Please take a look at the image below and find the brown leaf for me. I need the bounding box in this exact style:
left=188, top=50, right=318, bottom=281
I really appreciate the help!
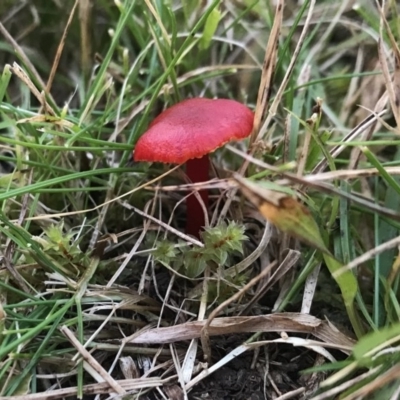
left=163, top=385, right=184, bottom=400
left=234, top=174, right=330, bottom=254
left=127, top=313, right=354, bottom=354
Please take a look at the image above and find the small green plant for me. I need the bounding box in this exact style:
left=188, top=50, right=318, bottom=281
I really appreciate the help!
left=151, top=221, right=248, bottom=298
left=30, top=221, right=88, bottom=276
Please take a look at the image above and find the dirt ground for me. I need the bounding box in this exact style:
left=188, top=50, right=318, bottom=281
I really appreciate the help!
left=187, top=336, right=322, bottom=400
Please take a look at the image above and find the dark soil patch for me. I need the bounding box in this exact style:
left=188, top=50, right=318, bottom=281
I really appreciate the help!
left=189, top=336, right=322, bottom=400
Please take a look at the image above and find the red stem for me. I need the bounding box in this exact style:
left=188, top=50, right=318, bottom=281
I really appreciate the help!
left=185, top=155, right=209, bottom=238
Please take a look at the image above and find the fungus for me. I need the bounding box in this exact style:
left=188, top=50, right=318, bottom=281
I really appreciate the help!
left=134, top=97, right=253, bottom=238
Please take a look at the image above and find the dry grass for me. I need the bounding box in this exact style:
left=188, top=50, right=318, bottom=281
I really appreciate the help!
left=1, top=1, right=400, bottom=399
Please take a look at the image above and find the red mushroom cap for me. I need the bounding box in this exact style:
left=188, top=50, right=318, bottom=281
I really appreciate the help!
left=134, top=98, right=254, bottom=164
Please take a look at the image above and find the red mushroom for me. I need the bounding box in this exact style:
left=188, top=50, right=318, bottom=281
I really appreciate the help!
left=134, top=97, right=254, bottom=238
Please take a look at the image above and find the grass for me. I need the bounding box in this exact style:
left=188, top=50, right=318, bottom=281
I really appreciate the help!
left=1, top=0, right=400, bottom=399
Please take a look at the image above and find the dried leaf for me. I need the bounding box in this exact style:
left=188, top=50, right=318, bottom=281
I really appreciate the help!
left=127, top=313, right=354, bottom=354
left=163, top=385, right=184, bottom=400
left=119, top=356, right=140, bottom=380
left=234, top=174, right=330, bottom=254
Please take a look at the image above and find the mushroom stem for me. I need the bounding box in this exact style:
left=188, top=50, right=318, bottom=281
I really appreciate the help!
left=185, top=155, right=209, bottom=238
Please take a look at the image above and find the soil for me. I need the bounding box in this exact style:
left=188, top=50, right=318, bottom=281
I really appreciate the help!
left=188, top=336, right=321, bottom=400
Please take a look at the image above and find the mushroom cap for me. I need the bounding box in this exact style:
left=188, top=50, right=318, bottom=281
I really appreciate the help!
left=134, top=98, right=254, bottom=164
